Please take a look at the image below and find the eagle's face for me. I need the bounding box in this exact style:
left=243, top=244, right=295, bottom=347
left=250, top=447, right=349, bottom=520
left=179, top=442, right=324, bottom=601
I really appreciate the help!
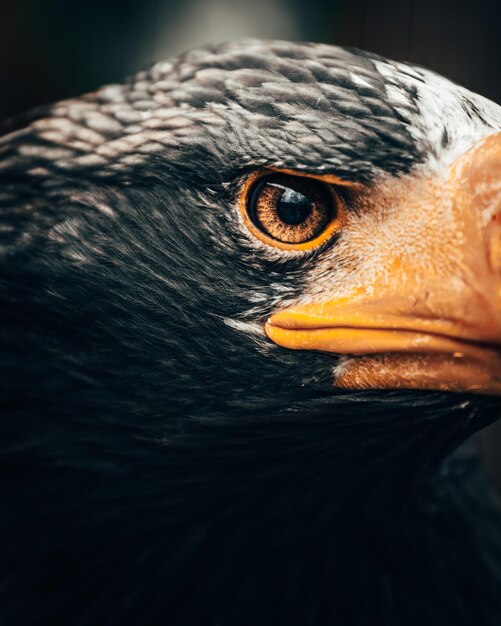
left=3, top=40, right=501, bottom=626
left=1, top=41, right=500, bottom=479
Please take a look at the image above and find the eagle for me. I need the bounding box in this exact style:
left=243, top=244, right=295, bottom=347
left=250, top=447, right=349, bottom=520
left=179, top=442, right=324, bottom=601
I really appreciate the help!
left=1, top=40, right=501, bottom=625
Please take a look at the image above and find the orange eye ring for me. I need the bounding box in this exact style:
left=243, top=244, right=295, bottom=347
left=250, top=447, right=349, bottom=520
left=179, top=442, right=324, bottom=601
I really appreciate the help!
left=239, top=170, right=347, bottom=251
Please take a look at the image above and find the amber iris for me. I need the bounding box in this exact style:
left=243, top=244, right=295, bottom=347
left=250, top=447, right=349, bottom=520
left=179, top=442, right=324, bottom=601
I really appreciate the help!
left=247, top=174, right=335, bottom=244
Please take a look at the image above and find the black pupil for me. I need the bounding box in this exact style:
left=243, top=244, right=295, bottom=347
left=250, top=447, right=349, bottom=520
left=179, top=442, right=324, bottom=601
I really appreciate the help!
left=276, top=188, right=312, bottom=225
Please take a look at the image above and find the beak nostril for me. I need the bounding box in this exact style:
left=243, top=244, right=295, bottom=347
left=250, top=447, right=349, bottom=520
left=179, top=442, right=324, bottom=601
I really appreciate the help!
left=491, top=225, right=501, bottom=273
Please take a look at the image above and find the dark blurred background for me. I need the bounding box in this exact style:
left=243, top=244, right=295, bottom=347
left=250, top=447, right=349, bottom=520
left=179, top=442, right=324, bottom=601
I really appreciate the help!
left=1, top=0, right=500, bottom=121
left=1, top=0, right=500, bottom=486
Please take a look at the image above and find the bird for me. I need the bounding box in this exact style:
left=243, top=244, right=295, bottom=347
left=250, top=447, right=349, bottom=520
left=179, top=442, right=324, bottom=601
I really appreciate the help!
left=1, top=38, right=501, bottom=626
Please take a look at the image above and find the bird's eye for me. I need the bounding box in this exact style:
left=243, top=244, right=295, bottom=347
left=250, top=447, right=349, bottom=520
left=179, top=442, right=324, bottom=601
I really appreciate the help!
left=242, top=173, right=343, bottom=250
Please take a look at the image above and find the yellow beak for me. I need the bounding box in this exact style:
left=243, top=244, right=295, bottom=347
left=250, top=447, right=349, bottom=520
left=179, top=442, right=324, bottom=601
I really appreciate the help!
left=265, top=132, right=501, bottom=396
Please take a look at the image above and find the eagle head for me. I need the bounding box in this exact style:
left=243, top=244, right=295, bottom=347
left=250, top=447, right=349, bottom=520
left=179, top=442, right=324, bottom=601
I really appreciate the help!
left=1, top=40, right=501, bottom=625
